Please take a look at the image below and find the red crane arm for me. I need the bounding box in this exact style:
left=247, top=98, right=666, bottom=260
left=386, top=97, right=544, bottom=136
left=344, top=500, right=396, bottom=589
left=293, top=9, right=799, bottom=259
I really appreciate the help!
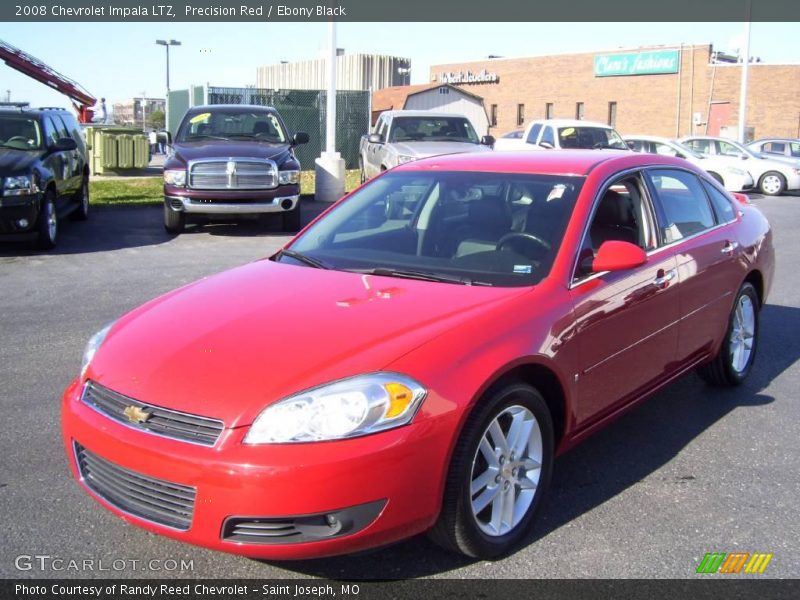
left=0, top=38, right=97, bottom=123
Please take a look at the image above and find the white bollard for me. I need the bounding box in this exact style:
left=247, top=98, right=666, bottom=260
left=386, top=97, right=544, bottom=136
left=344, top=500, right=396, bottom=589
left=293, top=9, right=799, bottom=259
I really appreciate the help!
left=314, top=151, right=346, bottom=203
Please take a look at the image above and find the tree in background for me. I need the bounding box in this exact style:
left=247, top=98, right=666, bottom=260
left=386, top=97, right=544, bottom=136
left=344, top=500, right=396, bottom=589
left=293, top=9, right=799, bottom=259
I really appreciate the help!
left=149, top=110, right=166, bottom=130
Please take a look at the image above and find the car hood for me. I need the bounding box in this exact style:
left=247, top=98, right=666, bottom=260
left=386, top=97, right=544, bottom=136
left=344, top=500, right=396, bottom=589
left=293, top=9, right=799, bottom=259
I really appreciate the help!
left=169, top=141, right=292, bottom=166
left=394, top=141, right=493, bottom=158
left=0, top=148, right=40, bottom=173
left=89, top=260, right=526, bottom=428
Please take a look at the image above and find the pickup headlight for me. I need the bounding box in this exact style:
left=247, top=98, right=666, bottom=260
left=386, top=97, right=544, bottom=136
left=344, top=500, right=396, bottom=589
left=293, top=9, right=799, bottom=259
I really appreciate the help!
left=3, top=175, right=35, bottom=196
left=243, top=373, right=427, bottom=444
left=278, top=170, right=300, bottom=185
left=164, top=169, right=187, bottom=186
left=81, top=322, right=114, bottom=378
left=396, top=155, right=416, bottom=165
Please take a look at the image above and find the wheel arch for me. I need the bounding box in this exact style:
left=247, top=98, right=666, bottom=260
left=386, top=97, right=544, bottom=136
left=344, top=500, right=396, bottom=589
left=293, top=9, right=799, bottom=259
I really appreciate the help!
left=743, top=269, right=764, bottom=307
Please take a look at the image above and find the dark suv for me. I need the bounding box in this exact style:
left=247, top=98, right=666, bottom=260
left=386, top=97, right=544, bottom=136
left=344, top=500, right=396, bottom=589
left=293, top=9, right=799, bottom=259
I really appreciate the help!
left=0, top=107, right=89, bottom=249
left=163, top=104, right=309, bottom=233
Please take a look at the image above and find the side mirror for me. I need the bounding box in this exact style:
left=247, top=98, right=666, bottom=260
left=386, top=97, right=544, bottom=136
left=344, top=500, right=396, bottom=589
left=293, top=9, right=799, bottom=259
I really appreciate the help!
left=539, top=141, right=554, bottom=150
left=52, top=137, right=77, bottom=152
left=481, top=135, right=495, bottom=146
left=591, top=241, right=647, bottom=272
left=368, top=133, right=383, bottom=144
left=292, top=131, right=310, bottom=146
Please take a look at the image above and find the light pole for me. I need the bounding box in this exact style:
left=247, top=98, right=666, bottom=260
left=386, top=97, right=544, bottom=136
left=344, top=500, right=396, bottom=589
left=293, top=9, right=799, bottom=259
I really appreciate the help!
left=155, top=39, right=181, bottom=93
left=141, top=92, right=147, bottom=131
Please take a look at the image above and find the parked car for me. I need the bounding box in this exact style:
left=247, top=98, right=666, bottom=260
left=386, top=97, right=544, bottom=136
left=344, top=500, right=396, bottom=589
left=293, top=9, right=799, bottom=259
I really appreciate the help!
left=746, top=138, right=800, bottom=167
left=681, top=135, right=800, bottom=196
left=359, top=110, right=494, bottom=181
left=624, top=135, right=753, bottom=192
left=0, top=106, right=89, bottom=249
left=63, top=150, right=773, bottom=560
left=494, top=118, right=629, bottom=152
left=163, top=104, right=309, bottom=233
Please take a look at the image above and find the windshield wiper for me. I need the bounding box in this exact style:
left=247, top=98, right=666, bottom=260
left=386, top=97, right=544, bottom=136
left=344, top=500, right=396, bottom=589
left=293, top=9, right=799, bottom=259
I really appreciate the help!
left=354, top=267, right=485, bottom=286
left=187, top=134, right=230, bottom=141
left=277, top=249, right=332, bottom=269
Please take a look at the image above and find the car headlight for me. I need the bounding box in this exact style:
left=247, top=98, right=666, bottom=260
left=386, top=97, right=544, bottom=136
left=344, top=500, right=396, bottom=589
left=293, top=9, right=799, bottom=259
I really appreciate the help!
left=163, top=169, right=187, bottom=186
left=396, top=155, right=416, bottom=165
left=81, top=323, right=114, bottom=378
left=725, top=167, right=747, bottom=176
left=278, top=170, right=300, bottom=185
left=3, top=175, right=35, bottom=196
left=243, top=373, right=427, bottom=444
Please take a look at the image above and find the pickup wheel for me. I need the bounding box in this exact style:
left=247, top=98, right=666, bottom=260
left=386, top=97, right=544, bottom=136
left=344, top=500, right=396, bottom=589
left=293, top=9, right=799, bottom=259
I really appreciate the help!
left=359, top=157, right=367, bottom=184
left=164, top=204, right=185, bottom=234
left=282, top=205, right=302, bottom=233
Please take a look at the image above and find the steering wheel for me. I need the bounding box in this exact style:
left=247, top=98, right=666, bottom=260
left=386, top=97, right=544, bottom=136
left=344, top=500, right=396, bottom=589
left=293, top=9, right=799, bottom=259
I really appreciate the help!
left=496, top=232, right=551, bottom=255
left=6, top=136, right=29, bottom=144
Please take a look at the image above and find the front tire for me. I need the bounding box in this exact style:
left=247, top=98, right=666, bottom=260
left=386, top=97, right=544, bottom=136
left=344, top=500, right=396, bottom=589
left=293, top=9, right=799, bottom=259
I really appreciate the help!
left=36, top=190, right=58, bottom=250
left=430, top=382, right=554, bottom=558
left=758, top=171, right=786, bottom=196
left=698, top=282, right=760, bottom=386
left=281, top=205, right=302, bottom=233
left=164, top=204, right=185, bottom=234
left=359, top=157, right=367, bottom=184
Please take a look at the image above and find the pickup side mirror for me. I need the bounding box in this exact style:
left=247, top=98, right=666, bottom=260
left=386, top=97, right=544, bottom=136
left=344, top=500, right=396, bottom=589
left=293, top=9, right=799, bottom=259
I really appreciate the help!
left=590, top=241, right=647, bottom=272
left=52, top=137, right=77, bottom=152
left=368, top=133, right=383, bottom=144
left=292, top=132, right=310, bottom=146
left=481, top=135, right=495, bottom=146
left=539, top=141, right=555, bottom=150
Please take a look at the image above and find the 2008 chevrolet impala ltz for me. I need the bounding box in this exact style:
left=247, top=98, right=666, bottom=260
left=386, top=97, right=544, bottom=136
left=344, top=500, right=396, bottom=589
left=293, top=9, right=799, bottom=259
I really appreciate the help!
left=62, top=150, right=773, bottom=559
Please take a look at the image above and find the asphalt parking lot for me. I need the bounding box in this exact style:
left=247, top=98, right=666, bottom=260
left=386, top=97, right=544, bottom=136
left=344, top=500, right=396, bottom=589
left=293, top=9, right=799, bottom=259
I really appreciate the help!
left=1, top=195, right=798, bottom=580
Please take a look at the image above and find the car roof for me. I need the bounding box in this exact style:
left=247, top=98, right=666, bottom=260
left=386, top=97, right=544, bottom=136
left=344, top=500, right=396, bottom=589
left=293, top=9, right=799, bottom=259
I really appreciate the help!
left=748, top=138, right=799, bottom=143
left=393, top=149, right=681, bottom=176
left=623, top=135, right=677, bottom=143
left=529, top=118, right=613, bottom=129
left=185, top=104, right=277, bottom=113
left=384, top=110, right=469, bottom=119
left=0, top=106, right=70, bottom=116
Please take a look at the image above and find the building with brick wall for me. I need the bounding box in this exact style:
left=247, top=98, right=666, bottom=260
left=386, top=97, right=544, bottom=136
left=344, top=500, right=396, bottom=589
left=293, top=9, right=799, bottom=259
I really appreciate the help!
left=431, top=44, right=800, bottom=141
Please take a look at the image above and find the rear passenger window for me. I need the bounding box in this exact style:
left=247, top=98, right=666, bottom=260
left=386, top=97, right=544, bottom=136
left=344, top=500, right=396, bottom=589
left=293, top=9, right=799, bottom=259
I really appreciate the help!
left=647, top=169, right=716, bottom=243
left=702, top=181, right=737, bottom=224
left=540, top=127, right=554, bottom=147
left=525, top=123, right=542, bottom=144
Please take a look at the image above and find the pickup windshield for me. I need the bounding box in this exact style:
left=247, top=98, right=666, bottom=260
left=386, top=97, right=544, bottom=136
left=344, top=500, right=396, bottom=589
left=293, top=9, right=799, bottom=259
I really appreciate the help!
left=282, top=171, right=583, bottom=287
left=389, top=116, right=479, bottom=144
left=557, top=126, right=627, bottom=150
left=177, top=109, right=288, bottom=143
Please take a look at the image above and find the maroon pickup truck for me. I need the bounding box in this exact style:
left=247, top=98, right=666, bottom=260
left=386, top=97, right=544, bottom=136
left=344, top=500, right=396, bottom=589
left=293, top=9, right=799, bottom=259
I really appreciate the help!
left=163, top=104, right=309, bottom=233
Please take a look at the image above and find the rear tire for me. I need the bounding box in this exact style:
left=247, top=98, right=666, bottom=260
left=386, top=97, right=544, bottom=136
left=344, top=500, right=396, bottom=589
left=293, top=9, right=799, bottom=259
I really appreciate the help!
left=698, top=282, right=760, bottom=386
left=758, top=171, right=786, bottom=196
left=164, top=204, right=185, bottom=234
left=36, top=190, right=58, bottom=250
left=281, top=205, right=302, bottom=233
left=429, top=382, right=553, bottom=558
left=70, top=176, right=89, bottom=221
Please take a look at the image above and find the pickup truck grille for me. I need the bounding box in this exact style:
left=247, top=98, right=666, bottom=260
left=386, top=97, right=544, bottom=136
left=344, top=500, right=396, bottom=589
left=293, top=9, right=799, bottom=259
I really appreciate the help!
left=188, top=159, right=277, bottom=190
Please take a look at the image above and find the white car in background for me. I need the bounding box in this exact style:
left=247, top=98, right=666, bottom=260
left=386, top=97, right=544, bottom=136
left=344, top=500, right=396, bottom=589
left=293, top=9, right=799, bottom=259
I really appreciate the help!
left=746, top=138, right=800, bottom=169
left=624, top=135, right=753, bottom=192
left=494, top=119, right=629, bottom=152
left=681, top=135, right=800, bottom=196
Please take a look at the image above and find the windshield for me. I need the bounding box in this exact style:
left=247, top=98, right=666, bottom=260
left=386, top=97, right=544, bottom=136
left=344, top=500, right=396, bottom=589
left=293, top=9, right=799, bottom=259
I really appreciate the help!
left=0, top=116, right=43, bottom=150
left=177, top=110, right=287, bottom=143
left=389, top=116, right=479, bottom=144
left=282, top=171, right=583, bottom=287
left=557, top=126, right=627, bottom=150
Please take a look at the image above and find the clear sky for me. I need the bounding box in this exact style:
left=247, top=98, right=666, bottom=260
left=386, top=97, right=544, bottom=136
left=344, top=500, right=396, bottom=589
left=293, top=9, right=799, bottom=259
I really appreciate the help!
left=2, top=21, right=798, bottom=111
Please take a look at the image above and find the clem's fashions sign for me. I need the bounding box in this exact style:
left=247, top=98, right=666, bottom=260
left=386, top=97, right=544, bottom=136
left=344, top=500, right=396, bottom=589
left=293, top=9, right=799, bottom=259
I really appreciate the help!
left=594, top=49, right=680, bottom=77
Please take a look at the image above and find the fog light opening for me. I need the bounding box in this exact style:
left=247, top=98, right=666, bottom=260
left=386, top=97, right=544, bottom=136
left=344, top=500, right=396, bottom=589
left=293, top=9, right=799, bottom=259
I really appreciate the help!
left=281, top=198, right=293, bottom=210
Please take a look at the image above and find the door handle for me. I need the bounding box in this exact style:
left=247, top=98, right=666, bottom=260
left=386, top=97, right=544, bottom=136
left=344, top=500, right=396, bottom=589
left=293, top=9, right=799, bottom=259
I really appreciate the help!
left=721, top=241, right=739, bottom=254
left=654, top=269, right=676, bottom=288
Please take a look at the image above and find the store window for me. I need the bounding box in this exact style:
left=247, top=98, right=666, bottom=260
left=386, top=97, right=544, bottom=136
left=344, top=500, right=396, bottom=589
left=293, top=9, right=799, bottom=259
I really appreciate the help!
left=516, top=104, right=525, bottom=127
left=490, top=104, right=498, bottom=127
left=576, top=102, right=585, bottom=120
left=545, top=103, right=554, bottom=120
left=608, top=102, right=617, bottom=127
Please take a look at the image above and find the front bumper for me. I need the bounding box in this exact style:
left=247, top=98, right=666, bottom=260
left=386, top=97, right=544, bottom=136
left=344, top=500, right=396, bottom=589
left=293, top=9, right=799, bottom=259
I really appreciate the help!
left=61, top=378, right=451, bottom=559
left=0, top=193, right=39, bottom=236
left=166, top=195, right=299, bottom=215
left=724, top=172, right=754, bottom=193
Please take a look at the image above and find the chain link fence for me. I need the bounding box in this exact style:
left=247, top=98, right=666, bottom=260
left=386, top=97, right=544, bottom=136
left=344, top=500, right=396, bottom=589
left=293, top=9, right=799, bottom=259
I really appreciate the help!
left=168, top=87, right=370, bottom=170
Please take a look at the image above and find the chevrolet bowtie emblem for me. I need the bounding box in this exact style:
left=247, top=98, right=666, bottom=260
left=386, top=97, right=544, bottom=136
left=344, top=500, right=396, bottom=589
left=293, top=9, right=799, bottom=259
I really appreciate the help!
left=123, top=405, right=152, bottom=424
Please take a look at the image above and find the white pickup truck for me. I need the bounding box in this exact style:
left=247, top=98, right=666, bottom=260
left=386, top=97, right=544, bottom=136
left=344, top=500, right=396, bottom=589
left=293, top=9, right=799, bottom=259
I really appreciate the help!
left=359, top=110, right=494, bottom=181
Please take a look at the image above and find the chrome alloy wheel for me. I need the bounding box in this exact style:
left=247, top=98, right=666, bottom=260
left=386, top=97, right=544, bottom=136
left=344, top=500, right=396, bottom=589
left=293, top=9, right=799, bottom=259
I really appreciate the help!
left=469, top=405, right=542, bottom=536
left=730, top=293, right=756, bottom=374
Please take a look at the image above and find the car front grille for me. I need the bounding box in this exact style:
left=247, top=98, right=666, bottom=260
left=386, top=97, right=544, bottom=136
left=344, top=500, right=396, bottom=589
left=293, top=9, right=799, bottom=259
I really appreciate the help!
left=74, top=442, right=196, bottom=530
left=188, top=159, right=277, bottom=190
left=81, top=381, right=224, bottom=447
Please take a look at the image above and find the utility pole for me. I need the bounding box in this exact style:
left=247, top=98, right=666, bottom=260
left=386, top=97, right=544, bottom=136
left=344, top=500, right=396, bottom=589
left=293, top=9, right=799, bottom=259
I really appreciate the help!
left=314, top=21, right=346, bottom=202
left=738, top=2, right=752, bottom=143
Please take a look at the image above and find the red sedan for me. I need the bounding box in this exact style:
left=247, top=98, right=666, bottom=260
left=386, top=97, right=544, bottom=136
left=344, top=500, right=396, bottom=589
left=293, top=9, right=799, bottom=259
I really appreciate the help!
left=62, top=150, right=773, bottom=559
